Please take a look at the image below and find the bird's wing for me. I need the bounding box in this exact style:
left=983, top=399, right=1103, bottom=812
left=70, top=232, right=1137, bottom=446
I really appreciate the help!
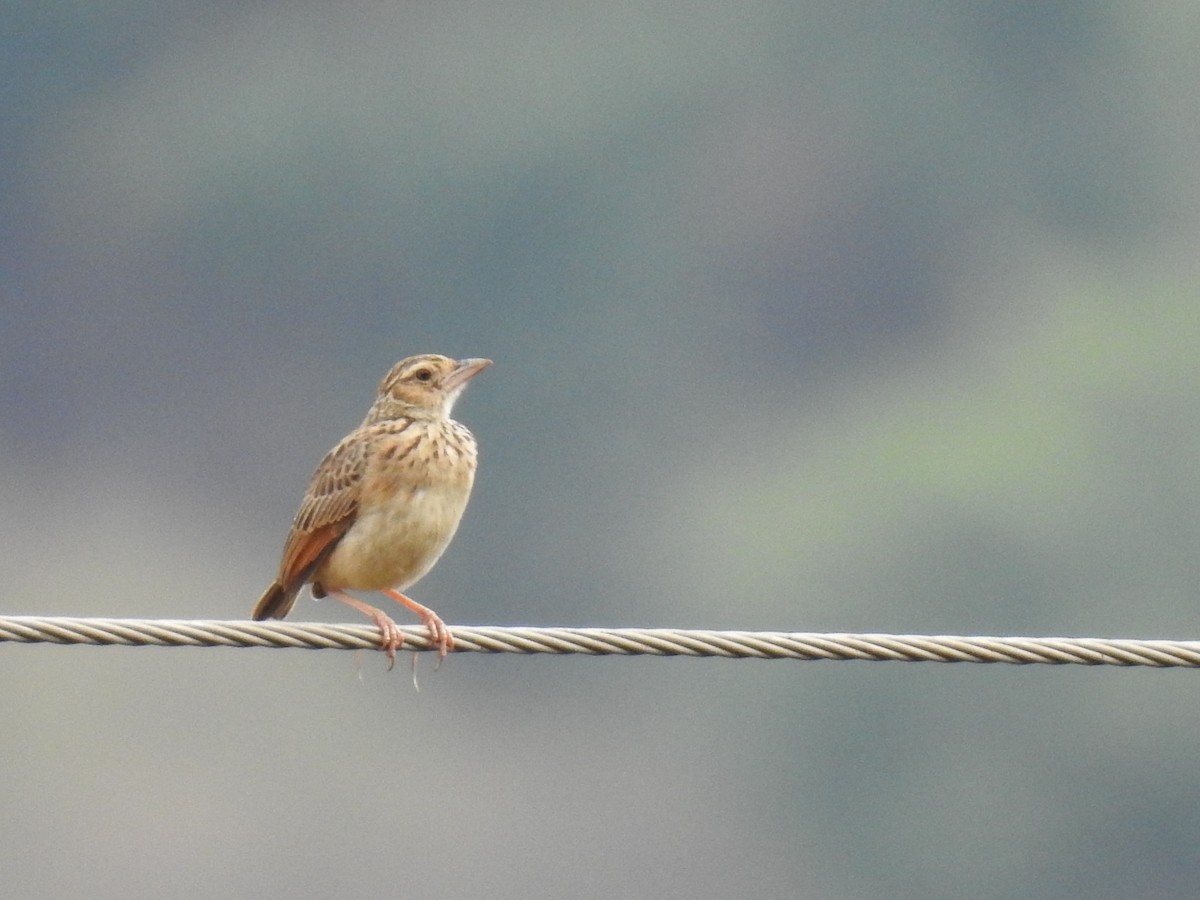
left=276, top=429, right=370, bottom=592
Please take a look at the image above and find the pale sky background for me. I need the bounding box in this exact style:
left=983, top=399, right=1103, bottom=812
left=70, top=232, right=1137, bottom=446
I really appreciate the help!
left=3, top=2, right=1200, bottom=898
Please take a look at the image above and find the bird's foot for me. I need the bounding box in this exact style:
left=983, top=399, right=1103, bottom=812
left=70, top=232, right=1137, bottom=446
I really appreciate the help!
left=385, top=590, right=454, bottom=665
left=332, top=591, right=405, bottom=670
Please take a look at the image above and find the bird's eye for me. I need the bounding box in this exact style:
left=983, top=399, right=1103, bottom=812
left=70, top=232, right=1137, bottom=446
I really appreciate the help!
left=413, top=368, right=433, bottom=382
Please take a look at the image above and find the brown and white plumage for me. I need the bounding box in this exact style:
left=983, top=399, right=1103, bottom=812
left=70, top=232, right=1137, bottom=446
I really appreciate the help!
left=253, top=354, right=490, bottom=664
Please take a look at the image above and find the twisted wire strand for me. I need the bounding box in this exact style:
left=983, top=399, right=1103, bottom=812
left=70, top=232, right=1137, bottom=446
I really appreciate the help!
left=1, top=616, right=1199, bottom=666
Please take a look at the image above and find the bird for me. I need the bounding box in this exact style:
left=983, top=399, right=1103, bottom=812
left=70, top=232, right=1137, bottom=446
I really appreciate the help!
left=252, top=354, right=491, bottom=667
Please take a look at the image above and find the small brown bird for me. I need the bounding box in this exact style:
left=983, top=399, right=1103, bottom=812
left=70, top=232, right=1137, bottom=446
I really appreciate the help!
left=253, top=354, right=490, bottom=666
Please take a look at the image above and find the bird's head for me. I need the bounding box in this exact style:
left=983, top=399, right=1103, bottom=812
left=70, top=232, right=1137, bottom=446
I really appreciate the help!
left=366, top=354, right=491, bottom=422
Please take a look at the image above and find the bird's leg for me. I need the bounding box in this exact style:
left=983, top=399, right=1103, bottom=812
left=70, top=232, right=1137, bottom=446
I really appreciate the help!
left=331, top=591, right=404, bottom=670
left=384, top=589, right=454, bottom=663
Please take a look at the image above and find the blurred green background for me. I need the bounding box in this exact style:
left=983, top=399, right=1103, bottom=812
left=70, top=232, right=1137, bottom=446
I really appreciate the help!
left=3, top=2, right=1200, bottom=897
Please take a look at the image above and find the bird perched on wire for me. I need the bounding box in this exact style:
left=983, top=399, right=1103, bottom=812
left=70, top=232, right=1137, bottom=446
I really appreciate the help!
left=252, top=354, right=491, bottom=667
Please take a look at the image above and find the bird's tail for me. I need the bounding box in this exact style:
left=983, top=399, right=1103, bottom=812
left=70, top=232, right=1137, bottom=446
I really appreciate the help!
left=252, top=581, right=299, bottom=620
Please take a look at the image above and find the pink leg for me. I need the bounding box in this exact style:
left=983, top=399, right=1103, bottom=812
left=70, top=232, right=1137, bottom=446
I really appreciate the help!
left=384, top=590, right=454, bottom=663
left=331, top=592, right=404, bottom=670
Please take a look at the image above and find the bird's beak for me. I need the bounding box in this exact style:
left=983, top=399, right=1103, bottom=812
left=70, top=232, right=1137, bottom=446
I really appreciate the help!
left=446, top=357, right=492, bottom=390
